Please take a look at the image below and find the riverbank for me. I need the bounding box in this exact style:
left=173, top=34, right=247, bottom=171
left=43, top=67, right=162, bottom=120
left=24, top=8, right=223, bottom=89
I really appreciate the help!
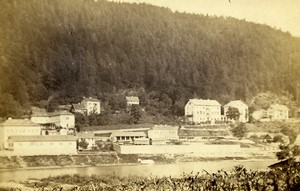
left=0, top=152, right=276, bottom=171
left=0, top=160, right=298, bottom=191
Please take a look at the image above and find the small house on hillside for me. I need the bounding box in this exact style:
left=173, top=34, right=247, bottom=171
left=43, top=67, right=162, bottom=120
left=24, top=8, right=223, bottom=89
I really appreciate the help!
left=224, top=100, right=249, bottom=123
left=125, top=96, right=139, bottom=107
left=267, top=104, right=289, bottom=121
left=71, top=97, right=101, bottom=115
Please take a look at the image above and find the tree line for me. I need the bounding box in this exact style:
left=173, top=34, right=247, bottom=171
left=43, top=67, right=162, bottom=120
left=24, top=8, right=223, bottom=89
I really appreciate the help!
left=0, top=0, right=300, bottom=118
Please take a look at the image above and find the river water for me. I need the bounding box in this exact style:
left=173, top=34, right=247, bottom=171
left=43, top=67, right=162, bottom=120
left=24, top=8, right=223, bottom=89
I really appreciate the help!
left=0, top=160, right=277, bottom=183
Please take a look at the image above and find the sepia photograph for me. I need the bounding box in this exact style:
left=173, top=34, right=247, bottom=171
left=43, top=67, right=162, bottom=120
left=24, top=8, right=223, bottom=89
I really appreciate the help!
left=0, top=0, right=300, bottom=190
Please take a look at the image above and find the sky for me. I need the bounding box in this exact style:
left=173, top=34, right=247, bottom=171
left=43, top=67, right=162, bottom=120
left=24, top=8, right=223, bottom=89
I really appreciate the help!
left=108, top=0, right=300, bottom=37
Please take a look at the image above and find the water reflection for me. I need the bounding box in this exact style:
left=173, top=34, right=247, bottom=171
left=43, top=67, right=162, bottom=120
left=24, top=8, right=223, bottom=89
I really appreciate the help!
left=0, top=160, right=276, bottom=183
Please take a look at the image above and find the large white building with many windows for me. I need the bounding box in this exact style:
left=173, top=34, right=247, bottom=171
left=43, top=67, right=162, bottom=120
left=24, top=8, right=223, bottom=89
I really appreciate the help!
left=185, top=99, right=222, bottom=124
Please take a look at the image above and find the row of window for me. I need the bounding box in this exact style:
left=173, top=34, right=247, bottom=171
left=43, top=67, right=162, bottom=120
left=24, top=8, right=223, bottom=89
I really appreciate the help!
left=27, top=142, right=74, bottom=146
left=195, top=111, right=220, bottom=115
left=5, top=129, right=40, bottom=133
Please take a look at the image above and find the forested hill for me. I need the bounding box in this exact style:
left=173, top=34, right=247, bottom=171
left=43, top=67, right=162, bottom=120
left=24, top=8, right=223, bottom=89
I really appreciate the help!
left=1, top=0, right=300, bottom=117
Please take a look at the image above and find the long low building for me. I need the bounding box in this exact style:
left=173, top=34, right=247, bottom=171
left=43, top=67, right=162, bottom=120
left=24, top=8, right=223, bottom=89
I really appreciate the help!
left=0, top=118, right=42, bottom=149
left=7, top=135, right=77, bottom=155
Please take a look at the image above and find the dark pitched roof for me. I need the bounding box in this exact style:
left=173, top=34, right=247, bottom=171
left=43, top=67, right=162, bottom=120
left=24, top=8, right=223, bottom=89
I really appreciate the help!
left=82, top=97, right=100, bottom=102
left=72, top=103, right=86, bottom=110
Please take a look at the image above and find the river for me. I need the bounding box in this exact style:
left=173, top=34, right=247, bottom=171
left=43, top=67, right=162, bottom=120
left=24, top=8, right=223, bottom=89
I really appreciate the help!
left=0, top=160, right=277, bottom=183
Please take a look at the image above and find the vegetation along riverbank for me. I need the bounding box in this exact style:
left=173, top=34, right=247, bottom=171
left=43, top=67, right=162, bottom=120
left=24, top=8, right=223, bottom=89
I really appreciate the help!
left=1, top=159, right=300, bottom=191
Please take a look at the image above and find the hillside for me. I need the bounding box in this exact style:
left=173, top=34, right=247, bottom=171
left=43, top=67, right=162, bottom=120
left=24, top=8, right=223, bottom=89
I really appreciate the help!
left=1, top=0, right=300, bottom=118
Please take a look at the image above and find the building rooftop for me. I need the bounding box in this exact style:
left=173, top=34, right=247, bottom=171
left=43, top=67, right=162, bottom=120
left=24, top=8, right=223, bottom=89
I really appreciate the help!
left=72, top=103, right=86, bottom=110
left=8, top=135, right=77, bottom=142
left=150, top=125, right=179, bottom=131
left=31, top=111, right=74, bottom=117
left=188, top=99, right=221, bottom=106
left=1, top=118, right=40, bottom=126
left=126, top=96, right=139, bottom=102
left=110, top=131, right=146, bottom=137
left=268, top=104, right=289, bottom=111
left=76, top=132, right=96, bottom=139
left=224, top=100, right=248, bottom=107
left=82, top=97, right=100, bottom=102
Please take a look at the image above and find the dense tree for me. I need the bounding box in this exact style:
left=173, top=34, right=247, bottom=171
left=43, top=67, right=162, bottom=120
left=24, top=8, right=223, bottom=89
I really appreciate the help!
left=130, top=105, right=142, bottom=124
left=0, top=0, right=300, bottom=118
left=231, top=123, right=247, bottom=138
left=226, top=107, right=240, bottom=121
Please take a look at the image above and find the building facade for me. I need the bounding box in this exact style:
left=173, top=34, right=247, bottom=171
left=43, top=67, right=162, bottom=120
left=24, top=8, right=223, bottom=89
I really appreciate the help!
left=7, top=135, right=77, bottom=155
left=31, top=111, right=75, bottom=128
left=184, top=99, right=222, bottom=124
left=0, top=118, right=41, bottom=149
left=267, top=104, right=289, bottom=120
left=110, top=131, right=146, bottom=143
left=72, top=97, right=101, bottom=115
left=224, top=100, right=249, bottom=123
left=147, top=125, right=179, bottom=140
left=125, top=96, right=139, bottom=107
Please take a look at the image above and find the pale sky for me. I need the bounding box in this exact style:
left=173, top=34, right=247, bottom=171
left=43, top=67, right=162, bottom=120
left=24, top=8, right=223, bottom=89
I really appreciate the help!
left=108, top=0, right=300, bottom=37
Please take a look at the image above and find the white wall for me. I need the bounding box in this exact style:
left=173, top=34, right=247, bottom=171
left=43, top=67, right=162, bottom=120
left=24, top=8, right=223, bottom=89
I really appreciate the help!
left=3, top=126, right=41, bottom=149
left=11, top=141, right=77, bottom=155
left=113, top=144, right=241, bottom=155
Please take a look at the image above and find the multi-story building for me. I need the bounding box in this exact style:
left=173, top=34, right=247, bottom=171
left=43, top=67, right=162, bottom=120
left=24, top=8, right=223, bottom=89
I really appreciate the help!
left=267, top=104, right=289, bottom=120
left=31, top=111, right=75, bottom=128
left=0, top=118, right=41, bottom=149
left=224, top=100, right=249, bottom=123
left=71, top=97, right=101, bottom=115
left=185, top=99, right=222, bottom=124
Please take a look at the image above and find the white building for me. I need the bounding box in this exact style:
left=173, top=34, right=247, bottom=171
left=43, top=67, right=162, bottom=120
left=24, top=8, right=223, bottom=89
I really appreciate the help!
left=125, top=96, right=139, bottom=107
left=224, top=100, right=249, bottom=123
left=147, top=125, right=179, bottom=140
left=31, top=111, right=75, bottom=129
left=72, top=97, right=101, bottom=115
left=184, top=99, right=222, bottom=124
left=0, top=118, right=41, bottom=149
left=110, top=131, right=146, bottom=143
left=7, top=135, right=77, bottom=155
left=267, top=104, right=289, bottom=120
left=77, top=132, right=96, bottom=150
